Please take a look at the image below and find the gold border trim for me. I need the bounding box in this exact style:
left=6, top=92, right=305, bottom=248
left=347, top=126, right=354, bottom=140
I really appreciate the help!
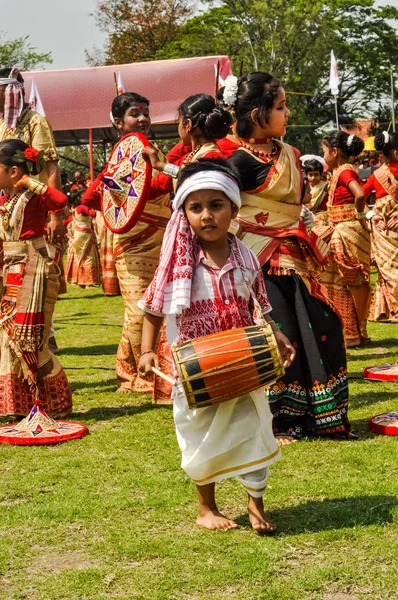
left=193, top=446, right=281, bottom=484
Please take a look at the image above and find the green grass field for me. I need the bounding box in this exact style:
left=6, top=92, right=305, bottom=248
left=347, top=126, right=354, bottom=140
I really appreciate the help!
left=0, top=286, right=397, bottom=600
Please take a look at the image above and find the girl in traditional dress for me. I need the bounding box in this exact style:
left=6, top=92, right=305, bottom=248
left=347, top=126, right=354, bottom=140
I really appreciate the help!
left=65, top=204, right=101, bottom=288
left=82, top=92, right=172, bottom=401
left=143, top=93, right=232, bottom=196
left=221, top=73, right=353, bottom=441
left=303, top=159, right=329, bottom=226
left=362, top=131, right=398, bottom=321
left=138, top=159, right=295, bottom=533
left=320, top=131, right=371, bottom=347
left=0, top=139, right=72, bottom=418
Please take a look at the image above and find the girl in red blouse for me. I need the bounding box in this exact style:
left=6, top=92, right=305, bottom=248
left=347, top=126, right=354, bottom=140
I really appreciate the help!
left=0, top=139, right=72, bottom=418
left=362, top=131, right=398, bottom=321
left=319, top=130, right=371, bottom=347
left=143, top=93, right=232, bottom=197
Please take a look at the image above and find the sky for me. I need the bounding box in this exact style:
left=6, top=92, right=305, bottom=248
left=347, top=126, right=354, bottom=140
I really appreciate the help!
left=0, top=0, right=397, bottom=72
left=0, top=0, right=107, bottom=70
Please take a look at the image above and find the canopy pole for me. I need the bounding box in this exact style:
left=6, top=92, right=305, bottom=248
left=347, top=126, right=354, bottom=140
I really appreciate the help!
left=334, top=95, right=339, bottom=128
left=214, top=60, right=220, bottom=100
left=89, top=129, right=94, bottom=181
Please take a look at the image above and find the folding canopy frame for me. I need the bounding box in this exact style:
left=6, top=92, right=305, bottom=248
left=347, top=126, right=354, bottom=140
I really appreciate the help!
left=22, top=56, right=232, bottom=178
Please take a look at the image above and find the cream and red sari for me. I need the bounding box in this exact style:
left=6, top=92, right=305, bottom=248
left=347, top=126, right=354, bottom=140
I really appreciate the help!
left=114, top=195, right=172, bottom=403
left=238, top=142, right=330, bottom=301
left=0, top=191, right=72, bottom=417
left=368, top=163, right=398, bottom=321
left=66, top=210, right=101, bottom=287
left=229, top=140, right=351, bottom=438
left=315, top=164, right=371, bottom=347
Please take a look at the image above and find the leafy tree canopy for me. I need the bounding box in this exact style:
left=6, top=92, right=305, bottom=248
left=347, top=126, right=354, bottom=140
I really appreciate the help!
left=0, top=35, right=52, bottom=71
left=90, top=0, right=398, bottom=151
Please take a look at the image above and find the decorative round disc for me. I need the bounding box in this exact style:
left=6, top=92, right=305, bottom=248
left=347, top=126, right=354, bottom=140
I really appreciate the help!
left=362, top=362, right=398, bottom=381
left=0, top=401, right=88, bottom=445
left=368, top=412, right=398, bottom=436
left=101, top=132, right=152, bottom=234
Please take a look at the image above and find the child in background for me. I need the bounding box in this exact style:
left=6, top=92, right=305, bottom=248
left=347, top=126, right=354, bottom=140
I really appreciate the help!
left=138, top=159, right=295, bottom=534
left=320, top=130, right=371, bottom=347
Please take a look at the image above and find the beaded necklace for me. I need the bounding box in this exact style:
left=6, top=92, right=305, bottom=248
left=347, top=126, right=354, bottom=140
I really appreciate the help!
left=237, top=138, right=279, bottom=162
left=0, top=191, right=23, bottom=231
left=182, top=145, right=202, bottom=165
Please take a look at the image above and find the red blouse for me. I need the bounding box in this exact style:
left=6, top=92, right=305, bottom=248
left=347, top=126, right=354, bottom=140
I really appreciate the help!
left=82, top=176, right=102, bottom=211
left=76, top=204, right=96, bottom=217
left=148, top=149, right=225, bottom=201
left=362, top=163, right=398, bottom=199
left=217, top=136, right=239, bottom=158
left=0, top=186, right=67, bottom=240
left=332, top=169, right=360, bottom=206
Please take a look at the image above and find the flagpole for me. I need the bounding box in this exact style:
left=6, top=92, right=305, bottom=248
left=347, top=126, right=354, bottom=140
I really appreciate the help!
left=334, top=95, right=339, bottom=128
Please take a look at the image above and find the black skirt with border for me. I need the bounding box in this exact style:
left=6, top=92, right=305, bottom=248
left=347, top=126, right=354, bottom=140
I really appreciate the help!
left=263, top=265, right=351, bottom=439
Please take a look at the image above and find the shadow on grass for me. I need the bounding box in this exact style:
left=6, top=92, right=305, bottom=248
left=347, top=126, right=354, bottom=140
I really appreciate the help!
left=58, top=293, right=106, bottom=300
left=72, top=402, right=172, bottom=421
left=348, top=389, right=397, bottom=410
left=57, top=322, right=121, bottom=330
left=236, top=495, right=398, bottom=534
left=60, top=344, right=119, bottom=356
left=69, top=380, right=117, bottom=393
left=350, top=337, right=398, bottom=352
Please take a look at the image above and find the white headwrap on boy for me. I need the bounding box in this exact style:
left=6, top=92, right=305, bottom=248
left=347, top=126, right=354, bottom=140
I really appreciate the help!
left=172, top=171, right=241, bottom=210
left=139, top=171, right=241, bottom=315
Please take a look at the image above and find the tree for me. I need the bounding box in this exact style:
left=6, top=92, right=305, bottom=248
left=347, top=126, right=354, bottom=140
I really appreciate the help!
left=157, top=0, right=398, bottom=151
left=0, top=35, right=52, bottom=70
left=87, top=0, right=193, bottom=65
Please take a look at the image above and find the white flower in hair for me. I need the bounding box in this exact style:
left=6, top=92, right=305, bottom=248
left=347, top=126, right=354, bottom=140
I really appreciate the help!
left=347, top=134, right=355, bottom=147
left=383, top=131, right=390, bottom=144
left=223, top=75, right=239, bottom=106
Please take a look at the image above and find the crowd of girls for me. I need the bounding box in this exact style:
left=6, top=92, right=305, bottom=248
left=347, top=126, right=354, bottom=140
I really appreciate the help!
left=2, top=68, right=397, bottom=531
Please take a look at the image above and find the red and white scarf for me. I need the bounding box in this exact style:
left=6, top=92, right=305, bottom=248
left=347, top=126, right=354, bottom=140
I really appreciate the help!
left=0, top=66, right=25, bottom=129
left=139, top=171, right=241, bottom=315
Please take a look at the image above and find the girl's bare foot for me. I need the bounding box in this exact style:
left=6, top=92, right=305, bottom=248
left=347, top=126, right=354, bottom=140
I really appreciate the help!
left=196, top=507, right=239, bottom=531
left=116, top=387, right=131, bottom=394
left=275, top=435, right=298, bottom=446
left=248, top=495, right=277, bottom=535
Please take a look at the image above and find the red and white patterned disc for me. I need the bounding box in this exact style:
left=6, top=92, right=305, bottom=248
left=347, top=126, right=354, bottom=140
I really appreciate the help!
left=101, top=132, right=152, bottom=234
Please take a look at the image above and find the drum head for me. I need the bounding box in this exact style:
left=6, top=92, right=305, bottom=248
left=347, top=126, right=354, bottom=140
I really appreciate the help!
left=101, top=132, right=152, bottom=233
left=368, top=412, right=398, bottom=436
left=362, top=362, right=398, bottom=381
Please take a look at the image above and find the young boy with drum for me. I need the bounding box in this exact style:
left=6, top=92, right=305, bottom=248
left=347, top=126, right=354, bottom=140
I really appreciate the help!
left=138, top=159, right=295, bottom=534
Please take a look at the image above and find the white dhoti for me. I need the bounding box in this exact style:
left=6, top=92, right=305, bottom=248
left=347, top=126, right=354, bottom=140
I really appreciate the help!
left=173, top=384, right=280, bottom=496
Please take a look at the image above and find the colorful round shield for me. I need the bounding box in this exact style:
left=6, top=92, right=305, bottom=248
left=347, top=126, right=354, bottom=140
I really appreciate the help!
left=362, top=362, right=398, bottom=382
left=368, top=412, right=398, bottom=436
left=101, top=132, right=152, bottom=234
left=0, top=400, right=89, bottom=445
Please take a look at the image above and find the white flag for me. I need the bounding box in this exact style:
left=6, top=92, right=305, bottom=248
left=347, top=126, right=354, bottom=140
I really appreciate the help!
left=329, top=51, right=339, bottom=96
left=28, top=79, right=46, bottom=116
left=117, top=72, right=125, bottom=95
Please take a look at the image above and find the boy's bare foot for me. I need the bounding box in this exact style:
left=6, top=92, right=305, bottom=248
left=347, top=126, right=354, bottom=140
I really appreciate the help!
left=275, top=435, right=298, bottom=446
left=196, top=507, right=239, bottom=531
left=248, top=495, right=277, bottom=535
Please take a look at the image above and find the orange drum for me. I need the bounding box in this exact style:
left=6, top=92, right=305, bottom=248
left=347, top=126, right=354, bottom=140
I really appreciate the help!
left=171, top=324, right=284, bottom=409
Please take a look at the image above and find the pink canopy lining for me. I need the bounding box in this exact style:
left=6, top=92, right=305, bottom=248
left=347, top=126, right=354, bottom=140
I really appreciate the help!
left=22, top=56, right=232, bottom=145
